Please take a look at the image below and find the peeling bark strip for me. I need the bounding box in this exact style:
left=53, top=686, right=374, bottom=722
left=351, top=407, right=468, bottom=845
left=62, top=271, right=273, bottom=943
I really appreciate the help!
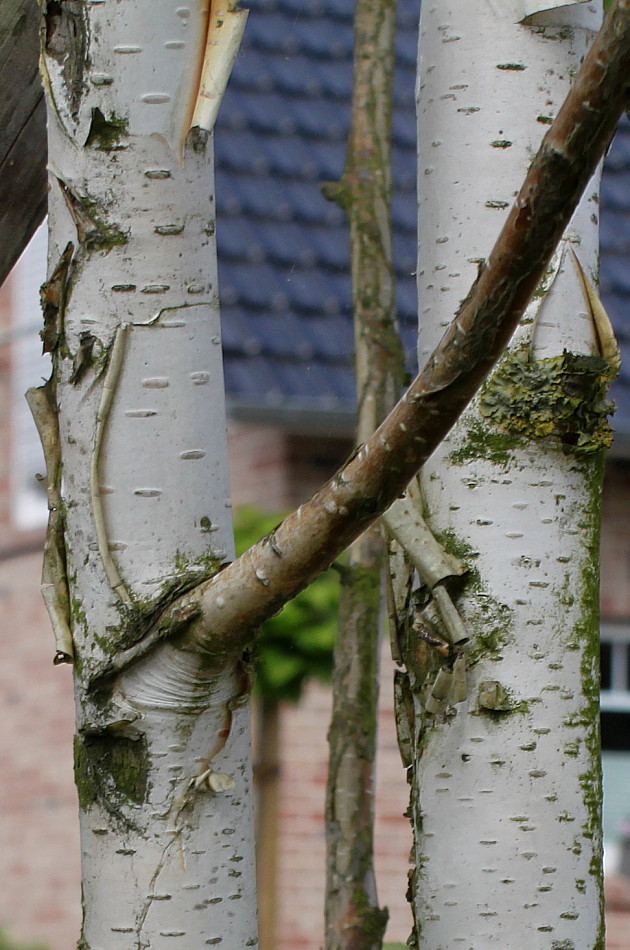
left=189, top=0, right=249, bottom=138
left=25, top=381, right=73, bottom=662
left=150, top=0, right=630, bottom=659
left=323, top=0, right=399, bottom=945
left=43, top=0, right=88, bottom=119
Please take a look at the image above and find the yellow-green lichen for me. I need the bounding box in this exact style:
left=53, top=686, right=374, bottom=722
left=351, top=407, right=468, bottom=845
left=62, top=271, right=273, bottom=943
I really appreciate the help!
left=478, top=345, right=615, bottom=455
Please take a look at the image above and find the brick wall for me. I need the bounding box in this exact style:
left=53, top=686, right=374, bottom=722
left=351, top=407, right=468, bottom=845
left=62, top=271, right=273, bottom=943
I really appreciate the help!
left=0, top=551, right=79, bottom=950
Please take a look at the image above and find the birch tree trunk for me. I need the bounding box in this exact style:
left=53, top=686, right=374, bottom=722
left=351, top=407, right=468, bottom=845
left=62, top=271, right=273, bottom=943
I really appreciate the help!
left=408, top=2, right=611, bottom=946
left=38, top=1, right=257, bottom=946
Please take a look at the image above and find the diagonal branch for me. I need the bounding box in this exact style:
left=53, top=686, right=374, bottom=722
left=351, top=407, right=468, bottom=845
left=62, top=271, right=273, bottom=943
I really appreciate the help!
left=110, top=0, right=630, bottom=672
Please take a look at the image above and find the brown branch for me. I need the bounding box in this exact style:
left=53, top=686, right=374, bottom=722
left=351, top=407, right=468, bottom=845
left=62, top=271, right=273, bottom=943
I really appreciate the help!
left=323, top=0, right=399, bottom=945
left=110, top=0, right=630, bottom=674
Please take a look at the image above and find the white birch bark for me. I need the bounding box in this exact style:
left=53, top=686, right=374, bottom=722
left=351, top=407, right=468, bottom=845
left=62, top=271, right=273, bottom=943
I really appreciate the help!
left=39, top=0, right=257, bottom=946
left=410, top=2, right=608, bottom=947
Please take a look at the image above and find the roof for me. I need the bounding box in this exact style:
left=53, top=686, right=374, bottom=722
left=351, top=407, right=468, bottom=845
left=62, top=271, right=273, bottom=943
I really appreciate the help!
left=214, top=0, right=630, bottom=443
left=215, top=0, right=418, bottom=432
left=601, top=121, right=630, bottom=443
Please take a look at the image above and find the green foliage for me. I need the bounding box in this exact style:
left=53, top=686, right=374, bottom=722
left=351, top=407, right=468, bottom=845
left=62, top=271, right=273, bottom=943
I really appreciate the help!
left=0, top=931, right=48, bottom=950
left=234, top=506, right=338, bottom=702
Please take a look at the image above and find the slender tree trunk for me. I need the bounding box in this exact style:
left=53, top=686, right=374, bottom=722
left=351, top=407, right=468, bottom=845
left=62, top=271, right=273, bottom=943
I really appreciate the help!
left=323, top=0, right=402, bottom=945
left=39, top=0, right=257, bottom=945
left=406, top=2, right=610, bottom=946
left=255, top=696, right=282, bottom=950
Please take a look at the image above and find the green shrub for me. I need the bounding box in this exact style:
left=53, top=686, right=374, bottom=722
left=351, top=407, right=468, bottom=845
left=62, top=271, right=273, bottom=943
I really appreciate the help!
left=0, top=931, right=48, bottom=950
left=234, top=506, right=339, bottom=702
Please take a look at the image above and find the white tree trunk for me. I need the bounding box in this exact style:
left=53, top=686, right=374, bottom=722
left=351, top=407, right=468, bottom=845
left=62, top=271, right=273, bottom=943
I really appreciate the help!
left=40, top=0, right=257, bottom=945
left=411, top=2, right=608, bottom=947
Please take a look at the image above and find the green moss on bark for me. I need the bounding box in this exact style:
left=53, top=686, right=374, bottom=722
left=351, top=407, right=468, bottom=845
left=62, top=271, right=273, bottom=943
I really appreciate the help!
left=74, top=732, right=150, bottom=810
left=85, top=108, right=129, bottom=151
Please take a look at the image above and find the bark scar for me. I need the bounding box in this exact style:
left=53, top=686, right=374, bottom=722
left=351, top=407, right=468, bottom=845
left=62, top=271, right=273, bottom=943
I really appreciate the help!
left=185, top=0, right=249, bottom=149
left=26, top=380, right=74, bottom=662
left=194, top=656, right=254, bottom=791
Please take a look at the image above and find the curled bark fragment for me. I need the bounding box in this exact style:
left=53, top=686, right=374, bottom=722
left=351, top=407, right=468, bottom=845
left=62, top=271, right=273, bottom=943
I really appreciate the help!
left=26, top=381, right=73, bottom=661
left=40, top=241, right=73, bottom=354
left=383, top=480, right=465, bottom=589
left=384, top=479, right=469, bottom=647
left=571, top=248, right=621, bottom=373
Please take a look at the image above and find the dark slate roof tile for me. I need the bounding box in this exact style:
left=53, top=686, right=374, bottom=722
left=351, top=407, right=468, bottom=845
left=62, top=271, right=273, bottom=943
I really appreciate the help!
left=224, top=354, right=356, bottom=407
left=222, top=91, right=349, bottom=141
left=215, top=0, right=630, bottom=436
left=222, top=308, right=354, bottom=364
left=396, top=279, right=419, bottom=325
left=245, top=11, right=354, bottom=56
left=221, top=260, right=289, bottom=307
left=600, top=212, right=630, bottom=255
left=391, top=191, right=418, bottom=235
left=272, top=0, right=353, bottom=20
left=394, top=25, right=420, bottom=67
left=221, top=259, right=350, bottom=316
left=392, top=108, right=418, bottom=150
left=604, top=115, right=630, bottom=171
left=611, top=370, right=630, bottom=433
left=601, top=173, right=630, bottom=215
left=297, top=226, right=349, bottom=270
left=216, top=171, right=346, bottom=227
left=601, top=256, right=630, bottom=298
left=215, top=128, right=344, bottom=182
left=603, top=297, right=630, bottom=352
left=292, top=314, right=355, bottom=359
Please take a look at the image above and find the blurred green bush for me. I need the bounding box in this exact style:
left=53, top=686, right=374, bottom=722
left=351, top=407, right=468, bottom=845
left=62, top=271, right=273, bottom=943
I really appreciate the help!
left=234, top=506, right=339, bottom=702
left=0, top=932, right=48, bottom=950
